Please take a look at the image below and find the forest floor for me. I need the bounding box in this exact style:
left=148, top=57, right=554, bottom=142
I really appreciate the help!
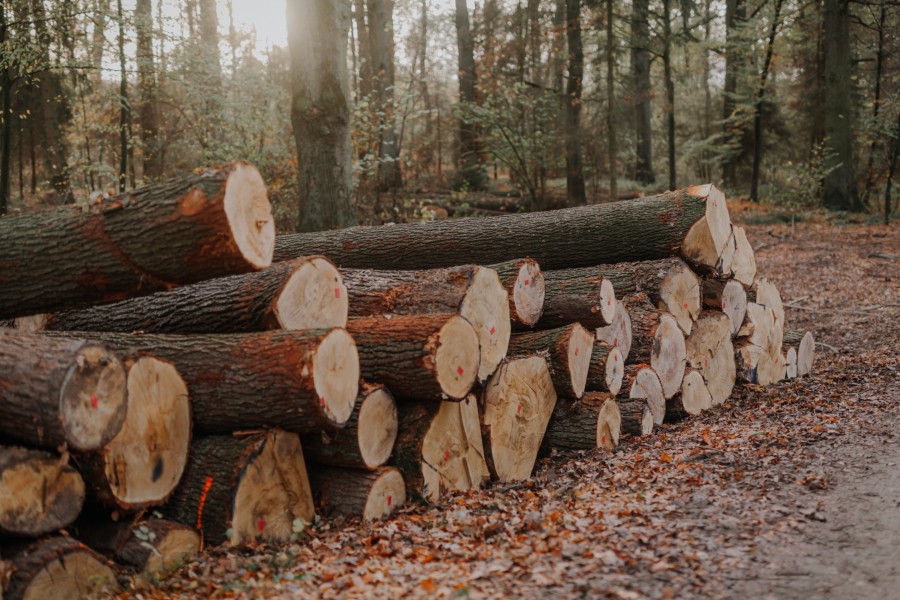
left=115, top=217, right=899, bottom=600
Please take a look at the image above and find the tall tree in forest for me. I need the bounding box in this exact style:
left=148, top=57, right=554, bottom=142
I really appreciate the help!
left=606, top=0, right=617, bottom=200
left=662, top=0, right=676, bottom=190
left=366, top=0, right=402, bottom=190
left=116, top=0, right=131, bottom=192
left=630, top=0, right=654, bottom=184
left=564, top=0, right=585, bottom=205
left=136, top=0, right=161, bottom=181
left=198, top=0, right=223, bottom=154
left=287, top=0, right=357, bottom=231
left=749, top=0, right=784, bottom=202
left=861, top=4, right=886, bottom=205
left=454, top=0, right=482, bottom=182
left=721, top=0, right=744, bottom=188
left=0, top=1, right=10, bottom=215
left=822, top=0, right=861, bottom=211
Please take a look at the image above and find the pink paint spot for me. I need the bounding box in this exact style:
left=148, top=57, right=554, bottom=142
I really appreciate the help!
left=444, top=450, right=450, bottom=462
left=517, top=404, right=521, bottom=414
left=457, top=366, right=464, bottom=376
left=257, top=519, right=265, bottom=533
left=704, top=359, right=709, bottom=367
left=575, top=347, right=579, bottom=357
left=608, top=299, right=612, bottom=306
left=489, top=326, right=496, bottom=336
left=524, top=279, right=530, bottom=286
left=90, top=395, right=98, bottom=409
left=319, top=396, right=326, bottom=407
left=683, top=303, right=689, bottom=309
left=614, top=337, right=618, bottom=346
left=723, top=302, right=727, bottom=309
left=614, top=354, right=618, bottom=362
left=387, top=495, right=392, bottom=506
left=602, top=435, right=607, bottom=445
left=334, top=288, right=341, bottom=299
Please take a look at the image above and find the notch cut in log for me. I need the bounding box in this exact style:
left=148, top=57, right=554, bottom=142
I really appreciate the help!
left=0, top=446, right=85, bottom=537
left=1, top=537, right=117, bottom=600
left=310, top=467, right=406, bottom=522
left=274, top=185, right=729, bottom=271
left=0, top=161, right=274, bottom=319
left=596, top=299, right=633, bottom=361
left=685, top=312, right=736, bottom=405
left=783, top=330, right=816, bottom=377
left=625, top=366, right=665, bottom=427
left=163, top=429, right=314, bottom=547
left=542, top=394, right=621, bottom=452
left=702, top=278, right=747, bottom=337
left=481, top=356, right=558, bottom=481
left=77, top=355, right=191, bottom=511
left=347, top=315, right=479, bottom=400
left=392, top=396, right=488, bottom=503
left=34, top=256, right=347, bottom=334
left=304, top=385, right=398, bottom=471
left=0, top=330, right=127, bottom=451
left=342, top=265, right=509, bottom=382
left=625, top=298, right=686, bottom=399
left=586, top=342, right=624, bottom=395
left=507, top=324, right=595, bottom=399
left=537, top=268, right=616, bottom=329
left=667, top=370, right=713, bottom=421
left=47, top=329, right=359, bottom=434
left=488, top=259, right=545, bottom=327
left=77, top=518, right=200, bottom=576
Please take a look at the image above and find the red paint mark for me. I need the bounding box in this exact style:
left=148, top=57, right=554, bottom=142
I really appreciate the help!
left=524, top=279, right=530, bottom=286
left=334, top=288, right=341, bottom=299
left=457, top=366, right=464, bottom=376
left=489, top=326, right=496, bottom=336
left=683, top=303, right=689, bottom=309
left=444, top=450, right=450, bottom=462
left=704, top=358, right=709, bottom=367
left=602, top=435, right=607, bottom=445
left=320, top=396, right=326, bottom=407
left=196, top=476, right=214, bottom=530
left=614, top=354, right=618, bottom=362
left=723, top=302, right=727, bottom=309
left=257, top=519, right=266, bottom=533
left=517, top=404, right=521, bottom=414
left=614, top=337, right=618, bottom=346
left=575, top=347, right=579, bottom=357
left=387, top=495, right=392, bottom=506
left=90, top=395, right=98, bottom=409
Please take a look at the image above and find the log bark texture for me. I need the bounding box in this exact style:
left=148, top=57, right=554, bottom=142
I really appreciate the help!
left=0, top=330, right=127, bottom=451
left=537, top=267, right=616, bottom=329
left=1, top=537, right=117, bottom=600
left=507, top=324, right=595, bottom=399
left=39, top=256, right=346, bottom=334
left=585, top=342, right=625, bottom=395
left=487, top=258, right=545, bottom=327
left=77, top=518, right=200, bottom=576
left=617, top=398, right=653, bottom=437
left=541, top=393, right=621, bottom=451
left=0, top=161, right=274, bottom=319
left=310, top=466, right=406, bottom=521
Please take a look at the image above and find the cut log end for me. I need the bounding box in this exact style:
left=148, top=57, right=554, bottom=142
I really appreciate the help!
left=785, top=347, right=798, bottom=379
left=599, top=278, right=617, bottom=325
left=5, top=538, right=117, bottom=600
left=275, top=257, right=349, bottom=330
left=144, top=527, right=200, bottom=575
left=597, top=397, right=621, bottom=450
left=681, top=185, right=733, bottom=273
left=512, top=260, right=545, bottom=326
left=596, top=300, right=633, bottom=361
left=630, top=367, right=665, bottom=426
left=618, top=398, right=654, bottom=437
left=731, top=226, right=757, bottom=286
left=230, top=430, right=314, bottom=546
left=567, top=324, right=596, bottom=399
left=363, top=468, right=407, bottom=521
left=605, top=346, right=624, bottom=395
left=722, top=280, right=748, bottom=336
left=798, top=331, right=815, bottom=377
left=99, top=356, right=190, bottom=509
left=12, top=314, right=48, bottom=332
left=660, top=261, right=701, bottom=335
left=679, top=370, right=713, bottom=415
left=651, top=314, right=687, bottom=399
left=358, top=388, right=399, bottom=470
left=420, top=396, right=488, bottom=502
left=433, top=315, right=481, bottom=399
left=314, top=329, right=361, bottom=425
left=686, top=312, right=736, bottom=405
left=461, top=268, right=511, bottom=382
left=223, top=161, right=275, bottom=270
left=60, top=345, right=128, bottom=451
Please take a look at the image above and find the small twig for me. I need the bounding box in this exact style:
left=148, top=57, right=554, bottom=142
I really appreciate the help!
left=815, top=341, right=839, bottom=353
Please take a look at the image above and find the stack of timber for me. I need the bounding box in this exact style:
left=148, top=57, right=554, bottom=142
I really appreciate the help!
left=1, top=170, right=820, bottom=597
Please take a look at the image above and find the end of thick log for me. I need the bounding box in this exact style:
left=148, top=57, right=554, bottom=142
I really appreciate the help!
left=221, top=160, right=276, bottom=270
left=490, top=258, right=546, bottom=327
left=680, top=185, right=734, bottom=274
left=311, top=467, right=407, bottom=522
left=1, top=537, right=117, bottom=600
left=667, top=370, right=713, bottom=421
left=596, top=299, right=633, bottom=361
left=275, top=257, right=349, bottom=329
left=627, top=366, right=665, bottom=427
left=686, top=312, right=736, bottom=405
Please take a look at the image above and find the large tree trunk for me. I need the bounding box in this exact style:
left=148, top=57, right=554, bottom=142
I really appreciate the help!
left=274, top=185, right=733, bottom=272
left=1, top=537, right=117, bottom=600
left=541, top=393, right=620, bottom=451
left=77, top=518, right=200, bottom=576
left=392, top=396, right=488, bottom=502
left=0, top=162, right=275, bottom=319
left=287, top=0, right=357, bottom=231
left=538, top=268, right=617, bottom=330
left=630, top=0, right=654, bottom=183
left=162, top=430, right=315, bottom=546
left=454, top=0, right=481, bottom=176
left=342, top=265, right=510, bottom=381
left=304, top=384, right=398, bottom=470
left=564, top=0, right=585, bottom=205
left=507, top=324, right=595, bottom=399
left=662, top=0, right=676, bottom=190
left=488, top=258, right=545, bottom=327
left=310, top=466, right=406, bottom=521
left=481, top=356, right=557, bottom=481
left=47, top=329, right=360, bottom=434
left=0, top=3, right=11, bottom=216
left=39, top=257, right=347, bottom=334
left=366, top=0, right=402, bottom=190
left=136, top=0, right=161, bottom=181
left=0, top=330, right=127, bottom=451
left=347, top=314, right=479, bottom=400
left=749, top=0, right=784, bottom=202
left=623, top=298, right=686, bottom=400
left=0, top=446, right=85, bottom=537
left=605, top=0, right=618, bottom=200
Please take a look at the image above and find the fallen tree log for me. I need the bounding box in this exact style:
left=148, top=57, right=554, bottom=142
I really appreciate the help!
left=162, top=429, right=314, bottom=546
left=77, top=518, right=200, bottom=576
left=35, top=257, right=347, bottom=334
left=273, top=185, right=731, bottom=271
left=685, top=312, right=736, bottom=405
left=783, top=330, right=816, bottom=377
left=541, top=393, right=621, bottom=451
left=481, top=356, right=557, bottom=481
left=76, top=355, right=191, bottom=512
left=347, top=315, right=479, bottom=400
left=46, top=329, right=359, bottom=434
left=596, top=299, right=633, bottom=360
left=0, top=161, right=274, bottom=319
left=303, top=384, right=398, bottom=471
left=536, top=268, right=616, bottom=329
left=0, top=446, right=85, bottom=537
left=310, top=466, right=406, bottom=522
left=0, top=330, right=127, bottom=451
left=666, top=369, right=713, bottom=421
left=623, top=366, right=665, bottom=427
left=624, top=297, right=686, bottom=400
left=507, top=324, right=595, bottom=399
left=342, top=266, right=509, bottom=381
left=1, top=537, right=117, bottom=600
left=392, top=396, right=488, bottom=503
left=487, top=259, right=545, bottom=327
left=702, top=278, right=747, bottom=337
left=618, top=398, right=653, bottom=437
left=585, top=342, right=624, bottom=395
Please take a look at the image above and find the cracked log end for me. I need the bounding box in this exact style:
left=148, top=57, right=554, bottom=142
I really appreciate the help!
left=4, top=537, right=117, bottom=600
left=358, top=387, right=399, bottom=470
left=677, top=369, right=713, bottom=417
left=596, top=300, right=633, bottom=361
left=731, top=226, right=757, bottom=286
left=606, top=345, right=624, bottom=395
left=659, top=260, right=701, bottom=335
left=686, top=312, right=736, bottom=405
left=363, top=468, right=406, bottom=521
left=511, top=259, right=545, bottom=327
left=313, top=329, right=361, bottom=425
left=60, top=345, right=129, bottom=451
left=785, top=346, right=798, bottom=379
left=223, top=161, right=275, bottom=270
left=681, top=185, right=734, bottom=273
left=275, top=257, right=349, bottom=330
left=421, top=396, right=488, bottom=502
left=798, top=331, right=815, bottom=377
left=567, top=324, right=596, bottom=399
left=433, top=316, right=481, bottom=399
left=651, top=314, right=687, bottom=400
left=629, top=367, right=665, bottom=426
left=461, top=268, right=511, bottom=382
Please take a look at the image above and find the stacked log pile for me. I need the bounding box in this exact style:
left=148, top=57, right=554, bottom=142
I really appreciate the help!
left=0, top=169, right=817, bottom=597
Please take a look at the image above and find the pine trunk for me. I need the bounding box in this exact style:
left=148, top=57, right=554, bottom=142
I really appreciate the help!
left=310, top=466, right=406, bottom=521
left=541, top=393, right=620, bottom=451
left=487, top=258, right=545, bottom=327
left=507, top=324, right=595, bottom=399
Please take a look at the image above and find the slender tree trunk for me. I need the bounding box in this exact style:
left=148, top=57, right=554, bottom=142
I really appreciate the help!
left=630, top=0, right=654, bottom=183
left=0, top=3, right=10, bottom=215
left=702, top=0, right=712, bottom=182
left=565, top=0, right=585, bottom=205
left=885, top=109, right=900, bottom=225
left=862, top=5, right=885, bottom=206
left=454, top=0, right=480, bottom=177
left=91, top=0, right=110, bottom=72
left=606, top=0, right=617, bottom=200
left=749, top=0, right=783, bottom=202
left=353, top=0, right=372, bottom=99
left=822, top=0, right=860, bottom=211
left=722, top=0, right=743, bottom=187
left=116, top=0, right=129, bottom=192
left=662, top=0, right=676, bottom=191
left=136, top=0, right=161, bottom=182
left=287, top=0, right=357, bottom=231
left=366, top=0, right=402, bottom=190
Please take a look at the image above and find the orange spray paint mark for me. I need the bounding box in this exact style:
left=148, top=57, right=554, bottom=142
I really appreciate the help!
left=196, top=476, right=214, bottom=530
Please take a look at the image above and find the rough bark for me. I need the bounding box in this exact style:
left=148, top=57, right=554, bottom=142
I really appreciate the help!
left=454, top=0, right=480, bottom=174
left=0, top=330, right=127, bottom=451
left=304, top=384, right=398, bottom=470
left=162, top=430, right=315, bottom=546
left=617, top=398, right=653, bottom=437
left=46, top=329, right=360, bottom=434
left=40, top=257, right=347, bottom=334
left=586, top=341, right=624, bottom=395
left=721, top=0, right=744, bottom=187
left=77, top=518, right=200, bottom=576
left=347, top=315, right=479, bottom=400
left=0, top=446, right=85, bottom=537
left=630, top=0, right=654, bottom=183
left=310, top=466, right=406, bottom=521
left=488, top=258, right=545, bottom=327
left=538, top=268, right=616, bottom=329
left=366, top=0, right=402, bottom=190
left=0, top=162, right=275, bottom=319
left=564, top=0, right=585, bottom=205
left=342, top=265, right=510, bottom=382
left=623, top=298, right=686, bottom=400
left=135, top=0, right=161, bottom=181
left=1, top=537, right=117, bottom=600
left=391, top=396, right=488, bottom=503
left=507, top=324, right=595, bottom=399
left=541, top=393, right=620, bottom=451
